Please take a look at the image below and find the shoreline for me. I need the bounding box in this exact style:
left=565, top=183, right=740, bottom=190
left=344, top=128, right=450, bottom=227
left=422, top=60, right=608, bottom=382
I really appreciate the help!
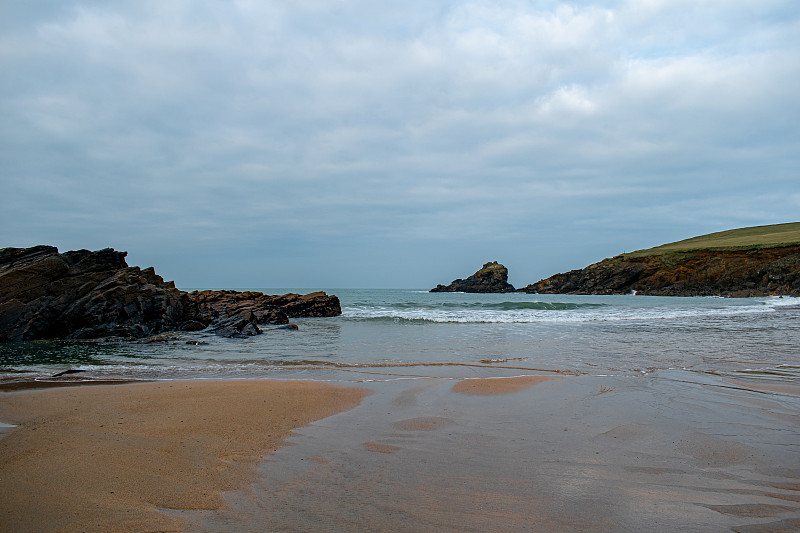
left=0, top=379, right=369, bottom=532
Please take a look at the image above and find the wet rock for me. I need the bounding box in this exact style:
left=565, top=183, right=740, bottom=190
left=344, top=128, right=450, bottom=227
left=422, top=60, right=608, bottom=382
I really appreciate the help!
left=266, top=291, right=342, bottom=317
left=0, top=246, right=343, bottom=342
left=210, top=311, right=262, bottom=338
left=179, top=320, right=207, bottom=332
left=52, top=369, right=87, bottom=377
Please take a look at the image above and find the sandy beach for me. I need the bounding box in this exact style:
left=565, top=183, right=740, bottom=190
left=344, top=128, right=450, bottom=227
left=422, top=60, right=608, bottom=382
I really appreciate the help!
left=0, top=380, right=368, bottom=533
left=1, top=371, right=799, bottom=532
left=190, top=371, right=800, bottom=533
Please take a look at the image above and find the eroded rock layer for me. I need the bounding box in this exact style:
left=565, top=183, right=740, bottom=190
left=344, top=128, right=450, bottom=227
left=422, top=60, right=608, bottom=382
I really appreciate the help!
left=431, top=261, right=515, bottom=293
left=0, top=246, right=341, bottom=341
left=519, top=246, right=800, bottom=297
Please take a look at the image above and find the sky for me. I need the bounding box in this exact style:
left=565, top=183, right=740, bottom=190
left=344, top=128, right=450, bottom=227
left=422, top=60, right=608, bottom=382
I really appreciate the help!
left=2, top=0, right=798, bottom=289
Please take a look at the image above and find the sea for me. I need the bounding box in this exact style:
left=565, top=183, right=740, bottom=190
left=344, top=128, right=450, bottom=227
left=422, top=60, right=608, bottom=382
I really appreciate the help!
left=1, top=289, right=799, bottom=386
left=3, top=290, right=800, bottom=530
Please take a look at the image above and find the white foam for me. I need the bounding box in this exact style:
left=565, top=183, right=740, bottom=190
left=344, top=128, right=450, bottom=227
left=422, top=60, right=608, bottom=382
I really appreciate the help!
left=342, top=299, right=778, bottom=324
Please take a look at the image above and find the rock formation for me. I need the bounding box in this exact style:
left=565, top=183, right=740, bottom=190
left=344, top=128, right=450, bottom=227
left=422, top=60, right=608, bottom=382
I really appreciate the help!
left=0, top=246, right=341, bottom=341
left=430, top=261, right=515, bottom=293
left=519, top=245, right=800, bottom=297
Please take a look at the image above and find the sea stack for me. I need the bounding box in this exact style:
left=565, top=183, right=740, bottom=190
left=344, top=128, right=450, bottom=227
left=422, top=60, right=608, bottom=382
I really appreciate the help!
left=431, top=261, right=515, bottom=293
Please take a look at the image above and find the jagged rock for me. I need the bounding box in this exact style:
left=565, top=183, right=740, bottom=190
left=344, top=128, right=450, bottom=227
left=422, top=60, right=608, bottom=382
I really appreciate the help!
left=0, top=246, right=191, bottom=341
left=430, top=261, right=515, bottom=293
left=188, top=290, right=291, bottom=326
left=185, top=290, right=342, bottom=322
left=0, top=246, right=343, bottom=342
left=267, top=291, right=343, bottom=317
left=210, top=311, right=262, bottom=338
left=179, top=320, right=207, bottom=332
left=519, top=246, right=800, bottom=297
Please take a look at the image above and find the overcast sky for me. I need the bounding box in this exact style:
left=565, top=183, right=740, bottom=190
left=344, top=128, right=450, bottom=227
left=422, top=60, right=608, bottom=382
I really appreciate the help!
left=2, top=1, right=798, bottom=288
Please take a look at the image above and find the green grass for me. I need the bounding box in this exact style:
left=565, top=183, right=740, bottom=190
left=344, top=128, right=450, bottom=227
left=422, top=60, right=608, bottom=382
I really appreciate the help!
left=624, top=222, right=800, bottom=258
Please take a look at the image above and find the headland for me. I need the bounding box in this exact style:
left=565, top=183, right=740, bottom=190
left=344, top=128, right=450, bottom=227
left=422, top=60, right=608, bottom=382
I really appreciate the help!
left=519, top=222, right=800, bottom=296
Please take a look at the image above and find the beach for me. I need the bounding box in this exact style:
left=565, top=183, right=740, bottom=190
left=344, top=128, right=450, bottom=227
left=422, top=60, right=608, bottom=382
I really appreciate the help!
left=2, top=371, right=799, bottom=532
left=0, top=380, right=368, bottom=532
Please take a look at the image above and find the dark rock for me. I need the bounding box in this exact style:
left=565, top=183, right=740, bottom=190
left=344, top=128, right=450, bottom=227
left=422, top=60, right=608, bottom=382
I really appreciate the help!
left=274, top=323, right=299, bottom=331
left=518, top=246, right=800, bottom=297
left=179, top=320, right=207, bottom=332
left=52, top=369, right=87, bottom=377
left=0, top=246, right=190, bottom=341
left=431, top=261, right=515, bottom=293
left=0, top=245, right=343, bottom=342
left=266, top=291, right=342, bottom=317
left=210, top=311, right=262, bottom=338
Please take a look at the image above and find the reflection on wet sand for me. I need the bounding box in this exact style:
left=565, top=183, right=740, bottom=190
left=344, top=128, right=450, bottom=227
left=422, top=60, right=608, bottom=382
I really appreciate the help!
left=184, top=370, right=800, bottom=532
left=451, top=374, right=557, bottom=395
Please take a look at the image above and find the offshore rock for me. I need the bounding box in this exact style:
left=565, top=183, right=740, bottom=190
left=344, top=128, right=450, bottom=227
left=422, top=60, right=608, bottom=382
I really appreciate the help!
left=0, top=246, right=342, bottom=342
left=519, top=246, right=800, bottom=297
left=431, top=261, right=515, bottom=293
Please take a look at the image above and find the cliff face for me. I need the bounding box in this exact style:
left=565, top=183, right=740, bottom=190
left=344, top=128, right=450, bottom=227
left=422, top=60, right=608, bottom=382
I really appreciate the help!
left=0, top=246, right=341, bottom=341
left=519, top=245, right=800, bottom=297
left=431, top=261, right=515, bottom=293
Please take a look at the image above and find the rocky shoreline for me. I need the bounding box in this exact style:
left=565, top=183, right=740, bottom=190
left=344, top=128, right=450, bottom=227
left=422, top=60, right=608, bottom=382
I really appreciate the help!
left=0, top=246, right=341, bottom=341
left=519, top=245, right=800, bottom=297
left=430, top=246, right=800, bottom=297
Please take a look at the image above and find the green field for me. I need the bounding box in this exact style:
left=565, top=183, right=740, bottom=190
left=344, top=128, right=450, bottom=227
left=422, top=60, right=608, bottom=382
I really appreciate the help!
left=626, top=222, right=800, bottom=257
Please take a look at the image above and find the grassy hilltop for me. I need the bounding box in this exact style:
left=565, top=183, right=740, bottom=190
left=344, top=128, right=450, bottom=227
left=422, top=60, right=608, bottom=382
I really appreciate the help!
left=626, top=222, right=800, bottom=258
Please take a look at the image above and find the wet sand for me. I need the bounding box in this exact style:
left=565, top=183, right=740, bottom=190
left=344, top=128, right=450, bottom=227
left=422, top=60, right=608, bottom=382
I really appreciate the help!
left=0, top=380, right=368, bottom=533
left=451, top=374, right=557, bottom=395
left=186, top=371, right=800, bottom=532
left=2, top=371, right=799, bottom=532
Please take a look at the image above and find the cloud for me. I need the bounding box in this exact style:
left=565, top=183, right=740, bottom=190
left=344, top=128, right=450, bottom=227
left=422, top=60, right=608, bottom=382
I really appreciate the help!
left=1, top=0, right=798, bottom=287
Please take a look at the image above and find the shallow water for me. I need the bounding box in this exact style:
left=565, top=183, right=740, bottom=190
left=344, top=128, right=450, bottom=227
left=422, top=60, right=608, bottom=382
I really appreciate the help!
left=2, top=291, right=799, bottom=389
left=177, top=371, right=800, bottom=532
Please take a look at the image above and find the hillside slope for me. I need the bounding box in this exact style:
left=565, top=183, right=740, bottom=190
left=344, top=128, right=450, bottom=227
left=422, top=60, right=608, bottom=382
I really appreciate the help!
left=520, top=224, right=800, bottom=297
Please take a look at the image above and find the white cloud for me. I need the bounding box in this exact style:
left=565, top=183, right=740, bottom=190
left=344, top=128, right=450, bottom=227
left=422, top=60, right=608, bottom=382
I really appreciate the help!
left=1, top=0, right=798, bottom=286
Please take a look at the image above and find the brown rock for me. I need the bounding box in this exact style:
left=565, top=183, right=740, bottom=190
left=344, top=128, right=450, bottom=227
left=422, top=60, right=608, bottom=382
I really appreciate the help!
left=0, top=246, right=342, bottom=342
left=431, top=261, right=515, bottom=293
left=519, top=246, right=800, bottom=297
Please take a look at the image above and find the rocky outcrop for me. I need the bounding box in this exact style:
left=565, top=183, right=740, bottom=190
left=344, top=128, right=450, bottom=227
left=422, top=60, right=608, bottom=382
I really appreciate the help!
left=519, top=246, right=800, bottom=297
left=431, top=261, right=515, bottom=293
left=0, top=246, right=342, bottom=341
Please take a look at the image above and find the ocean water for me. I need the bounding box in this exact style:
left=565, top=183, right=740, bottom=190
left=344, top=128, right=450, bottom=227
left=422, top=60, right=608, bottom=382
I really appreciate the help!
left=2, top=290, right=799, bottom=387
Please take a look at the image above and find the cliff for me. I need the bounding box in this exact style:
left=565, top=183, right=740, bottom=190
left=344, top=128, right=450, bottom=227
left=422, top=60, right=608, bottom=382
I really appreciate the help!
left=520, top=245, right=800, bottom=297
left=431, top=261, right=515, bottom=293
left=0, top=246, right=341, bottom=341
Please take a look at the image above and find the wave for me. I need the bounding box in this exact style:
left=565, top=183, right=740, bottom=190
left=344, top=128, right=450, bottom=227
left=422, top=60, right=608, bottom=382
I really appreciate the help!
left=380, top=301, right=607, bottom=311
left=342, top=298, right=789, bottom=324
